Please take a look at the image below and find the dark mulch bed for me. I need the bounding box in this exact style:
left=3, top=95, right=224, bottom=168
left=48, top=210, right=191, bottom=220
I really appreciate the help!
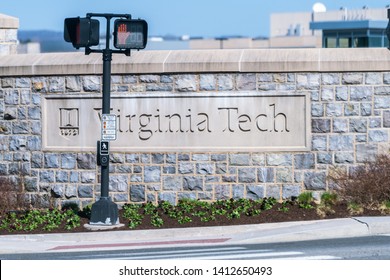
left=0, top=201, right=386, bottom=236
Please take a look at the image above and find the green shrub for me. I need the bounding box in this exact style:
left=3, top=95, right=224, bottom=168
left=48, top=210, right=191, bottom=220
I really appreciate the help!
left=121, top=198, right=269, bottom=229
left=320, top=192, right=338, bottom=207
left=0, top=209, right=80, bottom=232
left=347, top=202, right=364, bottom=215
left=379, top=200, right=390, bottom=214
left=316, top=192, right=338, bottom=218
left=122, top=203, right=143, bottom=229
left=79, top=204, right=92, bottom=219
left=278, top=201, right=290, bottom=213
left=62, top=202, right=80, bottom=215
left=297, top=192, right=314, bottom=209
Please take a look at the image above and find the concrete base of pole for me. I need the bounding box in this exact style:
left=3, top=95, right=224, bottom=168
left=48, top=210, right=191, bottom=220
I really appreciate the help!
left=90, top=197, right=119, bottom=226
left=84, top=223, right=125, bottom=231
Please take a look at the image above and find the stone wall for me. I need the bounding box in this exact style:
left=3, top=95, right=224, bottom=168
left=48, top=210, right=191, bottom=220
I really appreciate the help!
left=0, top=49, right=390, bottom=208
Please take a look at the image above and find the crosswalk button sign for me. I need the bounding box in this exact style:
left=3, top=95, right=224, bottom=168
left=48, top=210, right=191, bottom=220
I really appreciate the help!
left=101, top=114, right=117, bottom=141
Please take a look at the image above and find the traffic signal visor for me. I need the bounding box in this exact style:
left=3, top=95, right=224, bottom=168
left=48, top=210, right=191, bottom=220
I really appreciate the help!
left=64, top=17, right=100, bottom=49
left=113, top=19, right=148, bottom=50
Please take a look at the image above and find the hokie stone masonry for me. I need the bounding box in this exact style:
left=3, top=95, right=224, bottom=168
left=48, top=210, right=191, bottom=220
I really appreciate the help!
left=0, top=49, right=390, bottom=208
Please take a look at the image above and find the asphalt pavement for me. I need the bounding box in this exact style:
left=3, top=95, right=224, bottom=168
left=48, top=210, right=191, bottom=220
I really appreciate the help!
left=1, top=216, right=390, bottom=255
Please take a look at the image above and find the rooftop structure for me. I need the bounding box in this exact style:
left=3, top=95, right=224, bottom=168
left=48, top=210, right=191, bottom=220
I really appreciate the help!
left=310, top=7, right=388, bottom=48
left=270, top=5, right=389, bottom=48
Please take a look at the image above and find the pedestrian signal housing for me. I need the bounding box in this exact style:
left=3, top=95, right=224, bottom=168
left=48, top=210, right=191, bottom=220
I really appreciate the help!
left=64, top=17, right=100, bottom=49
left=113, top=19, right=148, bottom=50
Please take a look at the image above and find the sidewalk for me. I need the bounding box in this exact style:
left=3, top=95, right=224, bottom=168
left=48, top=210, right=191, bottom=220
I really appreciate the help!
left=1, top=216, right=390, bottom=254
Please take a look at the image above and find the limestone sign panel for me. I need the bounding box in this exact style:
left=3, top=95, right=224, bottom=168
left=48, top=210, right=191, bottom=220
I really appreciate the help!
left=42, top=93, right=310, bottom=152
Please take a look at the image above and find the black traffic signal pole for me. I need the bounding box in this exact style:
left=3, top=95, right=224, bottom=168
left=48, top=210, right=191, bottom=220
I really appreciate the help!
left=64, top=12, right=147, bottom=225
left=85, top=13, right=131, bottom=226
left=387, top=9, right=390, bottom=49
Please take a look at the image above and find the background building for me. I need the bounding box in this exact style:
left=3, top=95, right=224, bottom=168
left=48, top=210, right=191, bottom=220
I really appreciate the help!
left=311, top=6, right=388, bottom=48
left=269, top=4, right=389, bottom=48
left=189, top=5, right=389, bottom=49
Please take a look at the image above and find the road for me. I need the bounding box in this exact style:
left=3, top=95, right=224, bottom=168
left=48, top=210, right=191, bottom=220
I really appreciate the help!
left=1, top=234, right=390, bottom=260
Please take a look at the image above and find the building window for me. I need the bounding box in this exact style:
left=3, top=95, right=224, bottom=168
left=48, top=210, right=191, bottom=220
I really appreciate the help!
left=369, top=37, right=382, bottom=47
left=339, top=37, right=351, bottom=48
left=324, top=37, right=337, bottom=48
left=354, top=37, right=369, bottom=48
left=323, top=29, right=387, bottom=48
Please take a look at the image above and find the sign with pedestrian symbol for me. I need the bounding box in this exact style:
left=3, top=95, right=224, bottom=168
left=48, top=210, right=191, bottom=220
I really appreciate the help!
left=100, top=141, right=109, bottom=154
left=101, top=114, right=117, bottom=141
left=99, top=140, right=109, bottom=167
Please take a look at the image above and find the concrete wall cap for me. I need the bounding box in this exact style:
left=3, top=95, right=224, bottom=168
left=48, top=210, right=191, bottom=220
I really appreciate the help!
left=0, top=13, right=19, bottom=29
left=0, top=48, right=390, bottom=76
